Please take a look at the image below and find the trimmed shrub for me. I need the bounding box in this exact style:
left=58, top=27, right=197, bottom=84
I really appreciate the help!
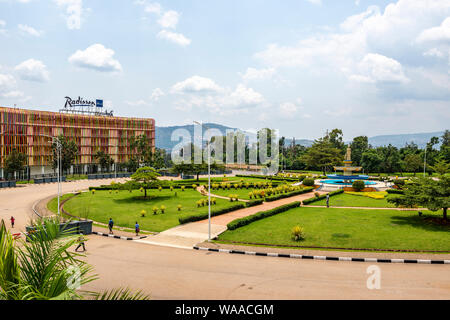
left=227, top=202, right=301, bottom=230
left=177, top=205, right=182, bottom=211
left=302, top=189, right=344, bottom=205
left=386, top=189, right=404, bottom=195
left=160, top=205, right=166, bottom=214
left=264, top=187, right=314, bottom=202
left=179, top=203, right=246, bottom=224
left=352, top=180, right=365, bottom=192
left=303, top=178, right=315, bottom=187
left=291, top=226, right=305, bottom=241
left=246, top=199, right=264, bottom=207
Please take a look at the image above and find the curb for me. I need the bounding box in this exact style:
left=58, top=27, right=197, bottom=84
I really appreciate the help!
left=193, top=247, right=450, bottom=265
left=92, top=231, right=148, bottom=241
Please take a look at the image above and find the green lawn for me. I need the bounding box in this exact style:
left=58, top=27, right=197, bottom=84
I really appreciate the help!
left=312, top=193, right=397, bottom=208
left=218, top=207, right=450, bottom=252
left=51, top=189, right=238, bottom=232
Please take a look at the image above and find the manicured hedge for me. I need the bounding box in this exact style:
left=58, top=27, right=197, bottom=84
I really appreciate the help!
left=386, top=189, right=404, bottom=195
left=227, top=201, right=301, bottom=230
left=264, top=187, right=314, bottom=202
left=235, top=174, right=302, bottom=182
left=302, top=177, right=315, bottom=187
left=179, top=203, right=246, bottom=224
left=246, top=199, right=264, bottom=207
left=302, top=189, right=344, bottom=205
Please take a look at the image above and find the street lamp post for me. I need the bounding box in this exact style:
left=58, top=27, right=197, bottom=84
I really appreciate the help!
left=194, top=121, right=211, bottom=241
left=424, top=147, right=427, bottom=178
left=41, top=134, right=62, bottom=217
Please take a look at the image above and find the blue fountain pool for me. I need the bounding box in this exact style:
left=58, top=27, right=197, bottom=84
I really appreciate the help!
left=320, top=179, right=377, bottom=186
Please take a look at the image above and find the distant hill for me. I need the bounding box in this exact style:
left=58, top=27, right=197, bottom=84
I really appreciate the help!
left=155, top=123, right=239, bottom=151
left=156, top=123, right=445, bottom=151
left=367, top=132, right=445, bottom=149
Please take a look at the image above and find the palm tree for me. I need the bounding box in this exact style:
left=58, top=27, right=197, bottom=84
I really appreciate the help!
left=0, top=218, right=149, bottom=300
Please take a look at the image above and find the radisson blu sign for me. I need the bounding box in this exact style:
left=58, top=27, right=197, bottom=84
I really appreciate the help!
left=61, top=96, right=113, bottom=117
left=64, top=96, right=103, bottom=108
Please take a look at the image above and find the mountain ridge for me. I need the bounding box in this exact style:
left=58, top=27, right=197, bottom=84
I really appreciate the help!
left=155, top=123, right=445, bottom=151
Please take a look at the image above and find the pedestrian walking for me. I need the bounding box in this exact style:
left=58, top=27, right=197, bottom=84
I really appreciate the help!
left=10, top=216, right=15, bottom=228
left=108, top=218, right=114, bottom=234
left=75, top=232, right=86, bottom=252
left=326, top=194, right=330, bottom=208
left=135, top=222, right=140, bottom=237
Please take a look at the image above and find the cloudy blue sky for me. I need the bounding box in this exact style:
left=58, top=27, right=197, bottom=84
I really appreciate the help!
left=0, top=0, right=449, bottom=140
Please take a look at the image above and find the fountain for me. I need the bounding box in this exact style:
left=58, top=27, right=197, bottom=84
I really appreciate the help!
left=321, top=146, right=376, bottom=186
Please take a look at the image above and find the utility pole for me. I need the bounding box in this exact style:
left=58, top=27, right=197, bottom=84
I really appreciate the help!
left=194, top=121, right=211, bottom=241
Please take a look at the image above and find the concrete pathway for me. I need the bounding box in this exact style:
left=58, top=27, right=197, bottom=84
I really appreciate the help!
left=137, top=190, right=326, bottom=249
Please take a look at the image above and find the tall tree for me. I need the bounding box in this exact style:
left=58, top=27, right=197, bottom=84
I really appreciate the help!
left=351, top=136, right=368, bottom=166
left=429, top=160, right=450, bottom=176
left=388, top=176, right=449, bottom=220
left=361, top=149, right=383, bottom=174
left=4, top=148, right=27, bottom=180
left=52, top=135, right=78, bottom=174
left=327, top=129, right=345, bottom=152
left=94, top=150, right=114, bottom=172
left=402, top=154, right=422, bottom=176
left=301, top=138, right=342, bottom=175
left=130, top=167, right=161, bottom=198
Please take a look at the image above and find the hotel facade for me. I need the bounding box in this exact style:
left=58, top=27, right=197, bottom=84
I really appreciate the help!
left=0, top=105, right=155, bottom=179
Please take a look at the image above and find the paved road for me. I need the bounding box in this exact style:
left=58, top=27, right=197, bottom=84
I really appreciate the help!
left=0, top=178, right=130, bottom=231
left=2, top=180, right=449, bottom=300
left=82, top=236, right=450, bottom=300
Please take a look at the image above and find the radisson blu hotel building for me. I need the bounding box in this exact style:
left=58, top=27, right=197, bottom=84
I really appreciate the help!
left=0, top=97, right=155, bottom=179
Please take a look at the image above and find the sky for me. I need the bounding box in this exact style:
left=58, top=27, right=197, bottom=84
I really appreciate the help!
left=0, top=0, right=449, bottom=140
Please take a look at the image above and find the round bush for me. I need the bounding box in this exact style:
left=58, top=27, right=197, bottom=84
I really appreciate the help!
left=352, top=180, right=365, bottom=192
left=303, top=178, right=315, bottom=187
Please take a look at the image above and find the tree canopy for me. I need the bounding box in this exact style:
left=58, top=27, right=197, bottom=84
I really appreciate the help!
left=388, top=176, right=450, bottom=220
left=130, top=166, right=161, bottom=198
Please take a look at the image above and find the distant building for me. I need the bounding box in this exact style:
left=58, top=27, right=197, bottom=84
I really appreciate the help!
left=0, top=105, right=155, bottom=178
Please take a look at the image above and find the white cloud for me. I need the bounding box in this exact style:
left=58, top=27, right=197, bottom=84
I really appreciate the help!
left=0, top=20, right=6, bottom=34
left=172, top=76, right=222, bottom=94
left=340, top=6, right=380, bottom=32
left=228, top=84, right=264, bottom=107
left=150, top=88, right=164, bottom=101
left=18, top=24, right=43, bottom=37
left=157, top=30, right=191, bottom=46
left=350, top=53, right=409, bottom=84
left=0, top=73, right=25, bottom=99
left=306, top=0, right=321, bottom=5
left=172, top=78, right=265, bottom=116
left=0, top=74, right=16, bottom=93
left=145, top=2, right=161, bottom=15
left=125, top=99, right=149, bottom=107
left=2, top=90, right=24, bottom=98
left=54, top=0, right=84, bottom=30
left=68, top=44, right=122, bottom=72
left=255, top=0, right=450, bottom=91
left=240, top=67, right=276, bottom=81
left=157, top=10, right=179, bottom=29
left=280, top=102, right=298, bottom=116
left=416, top=17, right=450, bottom=43
left=423, top=48, right=444, bottom=58
left=15, top=59, right=50, bottom=82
